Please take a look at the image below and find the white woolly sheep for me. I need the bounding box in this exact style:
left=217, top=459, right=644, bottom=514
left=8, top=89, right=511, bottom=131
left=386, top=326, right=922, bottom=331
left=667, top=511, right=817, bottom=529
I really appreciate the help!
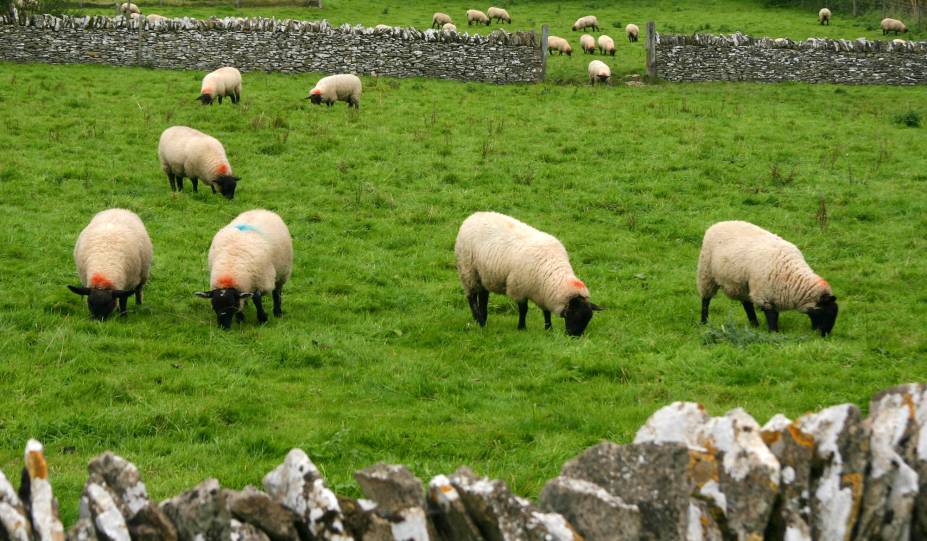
left=374, top=24, right=390, bottom=30
left=881, top=17, right=907, bottom=34
left=572, top=15, right=599, bottom=32
left=198, top=66, right=241, bottom=105
left=819, top=8, right=831, bottom=25
left=626, top=23, right=639, bottom=42
left=455, top=211, right=602, bottom=336
left=119, top=2, right=139, bottom=14
left=697, top=220, right=838, bottom=336
left=306, top=73, right=362, bottom=109
left=195, top=209, right=293, bottom=329
left=432, top=12, right=452, bottom=28
left=487, top=6, right=511, bottom=24
left=68, top=208, right=152, bottom=320
left=892, top=38, right=908, bottom=45
left=597, top=34, right=615, bottom=56
left=442, top=22, right=457, bottom=31
left=547, top=36, right=573, bottom=56
left=588, top=59, right=611, bottom=85
left=146, top=13, right=166, bottom=24
left=579, top=34, right=596, bottom=54
left=158, top=126, right=240, bottom=199
left=467, top=9, right=490, bottom=26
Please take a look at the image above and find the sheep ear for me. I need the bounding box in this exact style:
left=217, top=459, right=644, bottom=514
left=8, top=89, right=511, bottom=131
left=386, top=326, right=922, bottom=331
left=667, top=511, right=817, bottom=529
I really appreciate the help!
left=68, top=285, right=91, bottom=296
left=194, top=291, right=213, bottom=298
left=590, top=303, right=605, bottom=311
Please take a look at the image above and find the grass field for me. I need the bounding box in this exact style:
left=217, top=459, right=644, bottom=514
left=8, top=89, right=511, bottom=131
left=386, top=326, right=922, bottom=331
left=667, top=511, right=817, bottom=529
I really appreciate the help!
left=1, top=0, right=927, bottom=525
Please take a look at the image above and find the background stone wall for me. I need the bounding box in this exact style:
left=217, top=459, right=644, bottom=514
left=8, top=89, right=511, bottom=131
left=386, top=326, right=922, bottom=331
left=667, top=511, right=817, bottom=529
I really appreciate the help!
left=655, top=32, right=927, bottom=84
left=0, top=13, right=543, bottom=83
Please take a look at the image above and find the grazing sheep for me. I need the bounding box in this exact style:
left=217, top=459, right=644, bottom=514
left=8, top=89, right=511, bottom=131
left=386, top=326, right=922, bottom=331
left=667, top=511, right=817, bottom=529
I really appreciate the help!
left=626, top=23, right=639, bottom=42
left=547, top=36, right=573, bottom=56
left=146, top=13, right=166, bottom=24
left=198, top=66, right=241, bottom=105
left=195, top=209, right=293, bottom=329
left=68, top=209, right=152, bottom=320
left=881, top=17, right=908, bottom=34
left=487, top=6, right=511, bottom=24
left=442, top=22, right=457, bottom=31
left=588, top=59, right=611, bottom=85
left=572, top=15, right=599, bottom=32
left=306, top=73, right=362, bottom=109
left=579, top=34, right=596, bottom=54
left=432, top=12, right=452, bottom=28
left=119, top=2, right=139, bottom=14
left=697, top=220, right=838, bottom=336
left=374, top=24, right=390, bottom=30
left=597, top=34, right=616, bottom=56
left=455, top=212, right=602, bottom=336
left=467, top=9, right=490, bottom=26
left=158, top=126, right=240, bottom=199
left=892, top=38, right=909, bottom=45
left=819, top=8, right=831, bottom=25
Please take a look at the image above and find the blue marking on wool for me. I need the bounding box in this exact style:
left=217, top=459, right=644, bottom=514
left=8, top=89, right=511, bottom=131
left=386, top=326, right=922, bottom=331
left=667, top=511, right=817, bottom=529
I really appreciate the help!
left=234, top=224, right=260, bottom=233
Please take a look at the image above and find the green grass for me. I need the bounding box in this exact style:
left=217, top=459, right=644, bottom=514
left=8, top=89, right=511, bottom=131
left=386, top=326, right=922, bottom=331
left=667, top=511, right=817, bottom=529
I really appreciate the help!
left=1, top=0, right=927, bottom=526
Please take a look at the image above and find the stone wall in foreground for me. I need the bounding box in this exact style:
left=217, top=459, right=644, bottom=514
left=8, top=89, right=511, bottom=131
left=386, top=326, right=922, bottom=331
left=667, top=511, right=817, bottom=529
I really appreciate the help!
left=0, top=13, right=543, bottom=83
left=2, top=383, right=927, bottom=540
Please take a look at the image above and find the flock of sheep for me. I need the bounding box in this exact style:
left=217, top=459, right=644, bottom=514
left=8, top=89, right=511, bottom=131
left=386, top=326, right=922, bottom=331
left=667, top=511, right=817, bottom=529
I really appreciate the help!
left=117, top=2, right=167, bottom=25
left=818, top=7, right=911, bottom=36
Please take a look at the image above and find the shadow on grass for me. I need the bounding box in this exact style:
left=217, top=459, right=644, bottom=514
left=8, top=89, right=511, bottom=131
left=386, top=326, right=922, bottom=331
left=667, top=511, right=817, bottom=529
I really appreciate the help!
left=701, top=320, right=805, bottom=347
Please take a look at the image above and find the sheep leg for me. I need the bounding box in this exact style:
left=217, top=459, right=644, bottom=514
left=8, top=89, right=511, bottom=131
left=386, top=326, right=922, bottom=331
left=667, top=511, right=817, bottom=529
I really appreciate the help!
left=700, top=297, right=711, bottom=324
left=218, top=95, right=223, bottom=105
left=762, top=307, right=779, bottom=332
left=118, top=295, right=128, bottom=316
left=467, top=289, right=487, bottom=326
left=210, top=183, right=217, bottom=194
left=272, top=285, right=283, bottom=317
left=167, top=173, right=176, bottom=192
left=236, top=311, right=245, bottom=323
left=191, top=177, right=199, bottom=192
left=176, top=176, right=183, bottom=191
left=135, top=284, right=143, bottom=305
left=741, top=301, right=759, bottom=327
left=253, top=291, right=269, bottom=324
left=517, top=301, right=529, bottom=330
left=544, top=310, right=552, bottom=330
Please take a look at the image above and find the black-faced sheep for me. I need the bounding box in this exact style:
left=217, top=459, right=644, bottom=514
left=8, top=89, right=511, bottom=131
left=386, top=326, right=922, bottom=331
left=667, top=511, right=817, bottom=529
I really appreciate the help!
left=572, top=15, right=599, bottom=32
left=597, top=34, right=615, bottom=56
left=881, top=18, right=908, bottom=34
left=547, top=36, right=573, bottom=56
left=588, top=60, right=611, bottom=85
left=819, top=8, right=831, bottom=25
left=432, top=12, right=452, bottom=28
left=467, top=9, right=490, bottom=26
left=158, top=126, right=240, bottom=199
left=626, top=23, right=640, bottom=42
left=579, top=34, right=596, bottom=54
left=198, top=66, right=241, bottom=105
left=487, top=6, right=511, bottom=24
left=306, top=74, right=362, bottom=109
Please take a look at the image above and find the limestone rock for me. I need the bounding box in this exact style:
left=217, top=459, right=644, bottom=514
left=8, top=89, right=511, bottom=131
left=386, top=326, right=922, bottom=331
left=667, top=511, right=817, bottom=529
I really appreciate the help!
left=230, top=519, right=271, bottom=541
left=540, top=476, right=641, bottom=541
left=21, top=440, right=65, bottom=541
left=337, top=497, right=392, bottom=541
left=0, top=469, right=31, bottom=541
left=65, top=518, right=98, bottom=541
left=82, top=483, right=130, bottom=541
left=354, top=463, right=425, bottom=515
left=760, top=414, right=814, bottom=541
left=160, top=478, right=231, bottom=541
left=427, top=474, right=482, bottom=541
left=225, top=486, right=300, bottom=541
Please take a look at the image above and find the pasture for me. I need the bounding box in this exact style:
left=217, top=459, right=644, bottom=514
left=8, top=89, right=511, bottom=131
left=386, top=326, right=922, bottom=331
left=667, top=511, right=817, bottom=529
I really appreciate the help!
left=1, top=0, right=926, bottom=524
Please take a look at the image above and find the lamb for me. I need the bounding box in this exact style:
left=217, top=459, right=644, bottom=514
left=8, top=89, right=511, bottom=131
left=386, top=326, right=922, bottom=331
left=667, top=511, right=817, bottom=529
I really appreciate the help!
left=697, top=220, right=838, bottom=336
left=442, top=23, right=457, bottom=31
left=597, top=34, right=616, bottom=56
left=198, top=66, right=241, bottom=105
left=455, top=212, right=602, bottom=336
left=579, top=34, right=596, bottom=54
left=68, top=209, right=152, bottom=320
left=195, top=209, right=293, bottom=329
left=572, top=15, right=599, bottom=32
left=158, top=126, right=240, bottom=199
left=588, top=59, right=611, bottom=85
left=818, top=8, right=831, bottom=25
left=626, top=23, right=639, bottom=42
left=306, top=74, right=362, bottom=109
left=487, top=6, right=511, bottom=24
left=467, top=9, right=490, bottom=26
left=547, top=36, right=573, bottom=56
left=881, top=17, right=908, bottom=34
left=119, top=2, right=139, bottom=14
left=432, top=12, right=452, bottom=29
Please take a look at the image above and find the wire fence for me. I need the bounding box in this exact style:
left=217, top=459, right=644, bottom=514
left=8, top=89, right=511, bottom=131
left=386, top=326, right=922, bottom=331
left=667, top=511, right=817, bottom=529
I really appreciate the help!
left=765, top=0, right=925, bottom=28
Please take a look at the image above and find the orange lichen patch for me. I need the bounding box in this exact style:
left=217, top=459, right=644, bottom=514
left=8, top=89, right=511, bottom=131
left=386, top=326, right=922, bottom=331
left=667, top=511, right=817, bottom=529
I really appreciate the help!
left=688, top=449, right=719, bottom=486
left=26, top=449, right=48, bottom=480
left=903, top=393, right=917, bottom=418
left=215, top=163, right=229, bottom=175
left=310, top=88, right=322, bottom=95
left=439, top=484, right=454, bottom=494
left=570, top=278, right=586, bottom=289
left=90, top=273, right=113, bottom=288
left=760, top=430, right=781, bottom=447
left=217, top=275, right=236, bottom=288
left=843, top=472, right=864, bottom=522
left=700, top=514, right=710, bottom=527
left=788, top=424, right=815, bottom=448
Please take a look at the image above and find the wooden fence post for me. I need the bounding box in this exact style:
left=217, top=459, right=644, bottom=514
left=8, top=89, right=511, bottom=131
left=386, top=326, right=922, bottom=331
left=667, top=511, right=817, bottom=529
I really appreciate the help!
left=645, top=21, right=656, bottom=82
left=540, top=24, right=549, bottom=81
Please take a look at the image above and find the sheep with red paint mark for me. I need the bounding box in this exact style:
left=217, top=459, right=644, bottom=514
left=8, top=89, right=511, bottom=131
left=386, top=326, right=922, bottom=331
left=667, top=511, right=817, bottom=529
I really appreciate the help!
left=196, top=210, right=293, bottom=329
left=158, top=126, right=240, bottom=199
left=454, top=211, right=602, bottom=336
left=198, top=66, right=241, bottom=105
left=305, top=74, right=362, bottom=109
left=68, top=209, right=153, bottom=320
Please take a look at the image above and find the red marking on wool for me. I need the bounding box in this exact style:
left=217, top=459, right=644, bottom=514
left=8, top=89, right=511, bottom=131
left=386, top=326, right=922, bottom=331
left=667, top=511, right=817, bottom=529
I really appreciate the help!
left=310, top=88, right=322, bottom=95
left=217, top=275, right=236, bottom=288
left=90, top=273, right=113, bottom=288
left=201, top=87, right=212, bottom=94
left=216, top=163, right=229, bottom=175
left=570, top=279, right=585, bottom=289
left=818, top=277, right=830, bottom=288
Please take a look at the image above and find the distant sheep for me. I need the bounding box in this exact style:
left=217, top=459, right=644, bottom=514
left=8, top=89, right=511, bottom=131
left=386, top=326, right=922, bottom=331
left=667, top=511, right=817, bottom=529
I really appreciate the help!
left=68, top=209, right=152, bottom=320
left=432, top=12, right=452, bottom=28
left=467, top=9, right=490, bottom=26
left=487, top=6, right=511, bottom=24
left=588, top=60, right=611, bottom=85
left=442, top=22, right=457, bottom=31
left=196, top=209, right=293, bottom=329
left=119, top=2, right=139, bottom=14
left=547, top=36, right=573, bottom=56
left=881, top=17, right=907, bottom=34
left=158, top=126, right=240, bottom=199
left=626, top=23, right=639, bottom=42
left=146, top=13, right=166, bottom=24
left=198, top=66, right=241, bottom=105
left=306, top=74, right=362, bottom=109
left=819, top=8, right=831, bottom=25
left=579, top=34, right=596, bottom=54
left=697, top=220, right=838, bottom=336
left=455, top=212, right=602, bottom=336
left=374, top=24, right=391, bottom=30
left=572, top=15, right=599, bottom=32
left=597, top=34, right=615, bottom=56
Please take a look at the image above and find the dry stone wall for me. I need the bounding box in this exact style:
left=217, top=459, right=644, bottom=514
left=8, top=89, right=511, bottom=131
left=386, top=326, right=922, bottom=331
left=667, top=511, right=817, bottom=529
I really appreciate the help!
left=0, top=13, right=543, bottom=83
left=655, top=32, right=927, bottom=84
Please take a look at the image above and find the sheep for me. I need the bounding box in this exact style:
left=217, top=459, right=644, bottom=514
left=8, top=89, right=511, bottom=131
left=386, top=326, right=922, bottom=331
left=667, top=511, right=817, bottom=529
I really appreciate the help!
left=881, top=18, right=908, bottom=34
left=892, top=38, right=909, bottom=45
left=146, top=13, right=166, bottom=24
left=198, top=66, right=241, bottom=105
left=432, top=12, right=452, bottom=29
left=119, top=2, right=139, bottom=14
left=597, top=34, right=616, bottom=56
left=547, top=36, right=573, bottom=56
left=305, top=74, right=362, bottom=109
left=467, top=9, right=490, bottom=26
left=442, top=22, right=457, bottom=31
left=818, top=8, right=831, bottom=25
left=68, top=209, right=152, bottom=320
left=588, top=59, right=611, bottom=85
left=487, top=6, right=511, bottom=24
left=697, top=220, right=838, bottom=336
left=572, top=15, right=599, bottom=32
left=455, top=212, right=602, bottom=336
left=158, top=126, right=240, bottom=199
left=374, top=24, right=390, bottom=30
left=195, top=209, right=293, bottom=329
left=579, top=34, right=596, bottom=54
left=626, top=23, right=639, bottom=42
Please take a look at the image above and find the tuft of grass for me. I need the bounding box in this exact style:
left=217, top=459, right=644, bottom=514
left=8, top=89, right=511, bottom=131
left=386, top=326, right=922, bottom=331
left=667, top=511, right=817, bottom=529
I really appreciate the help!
left=894, top=110, right=921, bottom=128
left=702, top=321, right=805, bottom=347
